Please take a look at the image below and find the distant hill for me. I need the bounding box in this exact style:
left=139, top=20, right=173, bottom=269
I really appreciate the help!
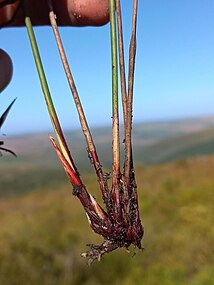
left=1, top=115, right=214, bottom=197
left=135, top=120, right=214, bottom=165
left=1, top=116, right=214, bottom=171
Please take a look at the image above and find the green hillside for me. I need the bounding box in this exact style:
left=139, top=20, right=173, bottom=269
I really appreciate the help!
left=1, top=117, right=214, bottom=198
left=1, top=117, right=214, bottom=284
left=140, top=127, right=214, bottom=165
left=0, top=156, right=214, bottom=284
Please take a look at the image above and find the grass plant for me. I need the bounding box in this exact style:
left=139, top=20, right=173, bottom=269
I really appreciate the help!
left=21, top=0, right=143, bottom=263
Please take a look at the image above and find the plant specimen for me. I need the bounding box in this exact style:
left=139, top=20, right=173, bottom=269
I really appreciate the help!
left=0, top=98, right=16, bottom=156
left=22, top=0, right=144, bottom=264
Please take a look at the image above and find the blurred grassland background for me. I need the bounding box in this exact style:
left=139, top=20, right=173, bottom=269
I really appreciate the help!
left=0, top=117, right=214, bottom=285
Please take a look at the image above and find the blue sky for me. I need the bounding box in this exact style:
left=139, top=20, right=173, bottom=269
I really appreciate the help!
left=1, top=0, right=214, bottom=135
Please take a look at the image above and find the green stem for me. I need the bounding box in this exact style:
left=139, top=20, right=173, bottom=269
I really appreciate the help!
left=109, top=0, right=120, bottom=182
left=109, top=0, right=122, bottom=222
left=23, top=11, right=74, bottom=169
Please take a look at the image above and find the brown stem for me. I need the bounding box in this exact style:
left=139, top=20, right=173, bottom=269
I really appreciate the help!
left=115, top=0, right=131, bottom=220
left=115, top=0, right=127, bottom=127
left=124, top=0, right=138, bottom=189
left=47, top=0, right=110, bottom=208
left=127, top=154, right=144, bottom=245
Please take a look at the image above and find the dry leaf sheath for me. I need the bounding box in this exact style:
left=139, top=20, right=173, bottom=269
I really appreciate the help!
left=22, top=0, right=144, bottom=264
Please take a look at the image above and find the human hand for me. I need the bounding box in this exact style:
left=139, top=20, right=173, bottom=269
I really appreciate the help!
left=0, top=0, right=109, bottom=92
left=0, top=49, right=13, bottom=93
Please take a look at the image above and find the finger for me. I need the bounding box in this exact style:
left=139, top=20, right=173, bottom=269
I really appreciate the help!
left=0, top=49, right=13, bottom=93
left=0, top=0, right=109, bottom=27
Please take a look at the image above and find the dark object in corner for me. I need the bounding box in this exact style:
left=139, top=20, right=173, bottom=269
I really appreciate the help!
left=0, top=98, right=17, bottom=156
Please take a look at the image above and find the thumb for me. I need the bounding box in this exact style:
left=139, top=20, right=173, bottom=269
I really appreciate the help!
left=0, top=49, right=13, bottom=93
